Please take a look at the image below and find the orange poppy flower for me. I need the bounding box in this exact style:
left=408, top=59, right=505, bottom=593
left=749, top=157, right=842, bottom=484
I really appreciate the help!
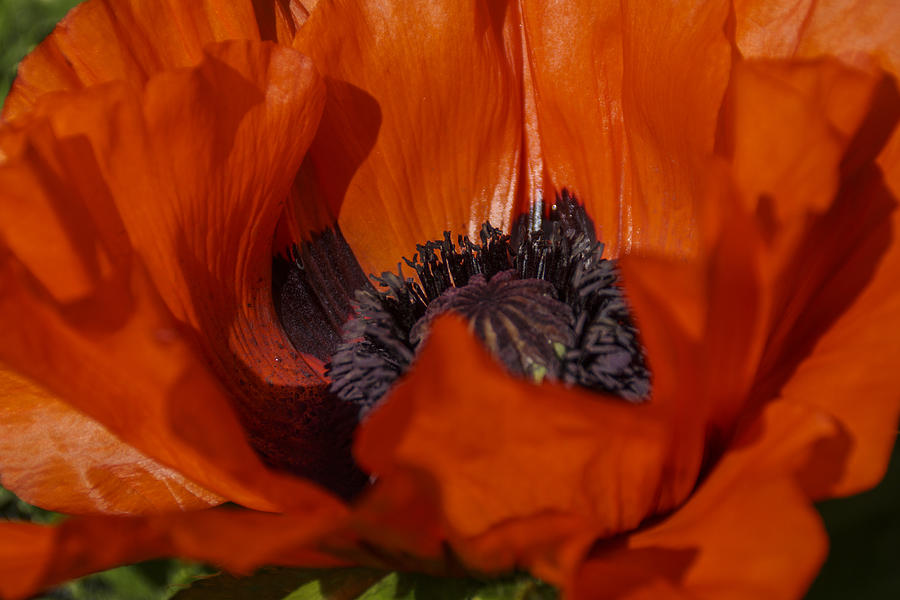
left=1, top=0, right=899, bottom=599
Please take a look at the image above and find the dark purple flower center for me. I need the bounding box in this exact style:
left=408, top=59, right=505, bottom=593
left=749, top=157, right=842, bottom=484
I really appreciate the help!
left=325, top=193, right=651, bottom=415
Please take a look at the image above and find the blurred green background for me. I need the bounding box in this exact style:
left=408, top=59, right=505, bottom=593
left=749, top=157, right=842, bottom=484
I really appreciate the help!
left=1, top=0, right=898, bottom=598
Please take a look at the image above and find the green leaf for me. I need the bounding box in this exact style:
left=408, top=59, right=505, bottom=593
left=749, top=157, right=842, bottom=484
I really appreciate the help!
left=471, top=577, right=558, bottom=600
left=171, top=568, right=557, bottom=600
left=354, top=572, right=477, bottom=600
left=171, top=567, right=385, bottom=600
left=34, top=559, right=214, bottom=600
left=0, top=485, right=57, bottom=523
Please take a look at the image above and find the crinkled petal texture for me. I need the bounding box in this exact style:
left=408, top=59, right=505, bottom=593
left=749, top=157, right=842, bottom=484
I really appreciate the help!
left=0, top=368, right=221, bottom=514
left=2, top=3, right=361, bottom=494
left=520, top=0, right=732, bottom=258
left=353, top=316, right=675, bottom=583
left=573, top=401, right=834, bottom=600
left=733, top=0, right=900, bottom=76
left=718, top=59, right=900, bottom=497
left=292, top=0, right=524, bottom=273
left=0, top=510, right=349, bottom=600
left=1, top=0, right=311, bottom=121
left=727, top=2, right=900, bottom=494
left=0, top=40, right=352, bottom=519
left=290, top=0, right=734, bottom=270
left=568, top=55, right=900, bottom=600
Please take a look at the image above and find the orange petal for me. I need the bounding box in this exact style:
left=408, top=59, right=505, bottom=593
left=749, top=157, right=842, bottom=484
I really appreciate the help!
left=615, top=254, right=709, bottom=499
left=2, top=0, right=304, bottom=122
left=716, top=59, right=900, bottom=497
left=4, top=40, right=363, bottom=490
left=0, top=114, right=130, bottom=305
left=718, top=59, right=881, bottom=224
left=734, top=0, right=900, bottom=77
left=733, top=0, right=900, bottom=229
left=637, top=57, right=900, bottom=470
left=767, top=170, right=900, bottom=498
left=0, top=245, right=343, bottom=516
left=457, top=515, right=600, bottom=589
left=0, top=44, right=354, bottom=510
left=714, top=58, right=891, bottom=327
left=520, top=0, right=732, bottom=258
left=355, top=316, right=673, bottom=570
left=0, top=509, right=349, bottom=600
left=0, top=367, right=222, bottom=514
left=131, top=42, right=358, bottom=486
left=573, top=401, right=833, bottom=600
left=732, top=0, right=900, bottom=273
left=0, top=523, right=55, bottom=600
left=619, top=175, right=769, bottom=482
left=879, top=96, right=900, bottom=200
left=293, top=0, right=522, bottom=275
